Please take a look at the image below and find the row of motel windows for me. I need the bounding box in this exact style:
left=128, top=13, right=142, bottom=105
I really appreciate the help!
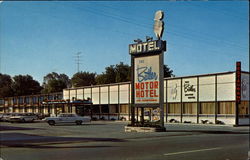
left=2, top=94, right=62, bottom=105
left=167, top=102, right=239, bottom=114
left=95, top=102, right=249, bottom=115
left=0, top=101, right=248, bottom=116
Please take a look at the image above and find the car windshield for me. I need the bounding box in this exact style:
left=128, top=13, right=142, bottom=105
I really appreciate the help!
left=59, top=114, right=67, bottom=117
left=26, top=113, right=34, bottom=116
left=59, top=114, right=76, bottom=117
left=11, top=113, right=22, bottom=116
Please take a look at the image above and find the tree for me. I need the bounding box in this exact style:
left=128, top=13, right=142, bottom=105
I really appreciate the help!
left=96, top=65, right=116, bottom=85
left=96, top=62, right=173, bottom=85
left=115, top=62, right=131, bottom=82
left=0, top=73, right=13, bottom=98
left=42, top=72, right=70, bottom=93
left=96, top=62, right=131, bottom=85
left=12, top=75, right=42, bottom=96
left=71, top=71, right=96, bottom=87
left=95, top=74, right=107, bottom=85
left=164, top=64, right=174, bottom=78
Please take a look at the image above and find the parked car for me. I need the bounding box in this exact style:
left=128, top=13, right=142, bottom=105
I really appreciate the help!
left=1, top=113, right=17, bottom=122
left=33, top=113, right=46, bottom=120
left=0, top=113, right=3, bottom=121
left=44, top=113, right=91, bottom=125
left=9, top=113, right=38, bottom=123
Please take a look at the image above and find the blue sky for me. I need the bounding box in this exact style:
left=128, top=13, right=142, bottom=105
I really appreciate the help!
left=0, top=1, right=249, bottom=84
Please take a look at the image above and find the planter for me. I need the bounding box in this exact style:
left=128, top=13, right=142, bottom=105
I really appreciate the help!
left=125, top=126, right=166, bottom=132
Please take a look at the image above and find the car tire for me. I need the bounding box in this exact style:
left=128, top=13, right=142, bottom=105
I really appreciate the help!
left=21, top=119, right=25, bottom=123
left=76, top=120, right=82, bottom=125
left=48, top=120, right=55, bottom=126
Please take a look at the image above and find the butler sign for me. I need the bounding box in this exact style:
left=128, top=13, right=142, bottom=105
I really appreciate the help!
left=134, top=54, right=161, bottom=104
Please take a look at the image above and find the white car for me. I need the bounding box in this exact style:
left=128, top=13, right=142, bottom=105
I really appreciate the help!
left=9, top=113, right=38, bottom=123
left=1, top=113, right=18, bottom=122
left=44, top=113, right=91, bottom=125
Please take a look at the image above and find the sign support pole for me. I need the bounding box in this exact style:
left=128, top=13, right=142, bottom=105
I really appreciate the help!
left=131, top=55, right=135, bottom=126
left=159, top=51, right=165, bottom=128
left=235, top=61, right=241, bottom=126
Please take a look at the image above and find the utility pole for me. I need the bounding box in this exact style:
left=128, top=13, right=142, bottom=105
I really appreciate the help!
left=75, top=52, right=82, bottom=73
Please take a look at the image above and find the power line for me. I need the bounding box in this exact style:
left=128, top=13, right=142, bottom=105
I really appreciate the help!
left=69, top=4, right=247, bottom=51
left=11, top=3, right=247, bottom=50
left=5, top=4, right=248, bottom=53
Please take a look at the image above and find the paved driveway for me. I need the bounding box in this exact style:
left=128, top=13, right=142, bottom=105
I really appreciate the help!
left=0, top=121, right=249, bottom=160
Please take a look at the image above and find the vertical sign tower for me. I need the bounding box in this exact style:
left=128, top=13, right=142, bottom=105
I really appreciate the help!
left=235, top=61, right=241, bottom=126
left=129, top=11, right=166, bottom=130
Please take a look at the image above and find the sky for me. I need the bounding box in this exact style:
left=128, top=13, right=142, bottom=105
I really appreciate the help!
left=0, top=1, right=249, bottom=84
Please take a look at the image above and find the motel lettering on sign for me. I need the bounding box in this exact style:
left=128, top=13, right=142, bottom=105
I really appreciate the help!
left=129, top=40, right=166, bottom=55
left=135, top=81, right=159, bottom=99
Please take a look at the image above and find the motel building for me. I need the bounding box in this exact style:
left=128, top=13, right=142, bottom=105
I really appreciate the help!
left=0, top=69, right=249, bottom=126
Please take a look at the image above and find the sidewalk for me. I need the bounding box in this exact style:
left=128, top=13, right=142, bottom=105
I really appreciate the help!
left=164, top=123, right=250, bottom=134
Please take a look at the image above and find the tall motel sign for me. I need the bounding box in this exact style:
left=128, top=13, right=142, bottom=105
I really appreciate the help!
left=129, top=11, right=167, bottom=128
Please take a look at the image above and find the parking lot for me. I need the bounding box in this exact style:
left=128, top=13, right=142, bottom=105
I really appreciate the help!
left=0, top=120, right=249, bottom=160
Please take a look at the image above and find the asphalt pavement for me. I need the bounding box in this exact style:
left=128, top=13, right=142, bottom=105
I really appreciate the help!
left=0, top=121, right=249, bottom=160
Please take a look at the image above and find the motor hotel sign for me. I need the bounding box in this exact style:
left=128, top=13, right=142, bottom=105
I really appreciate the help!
left=134, top=55, right=160, bottom=104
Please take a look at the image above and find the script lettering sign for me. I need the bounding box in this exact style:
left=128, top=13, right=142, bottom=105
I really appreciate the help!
left=134, top=55, right=160, bottom=104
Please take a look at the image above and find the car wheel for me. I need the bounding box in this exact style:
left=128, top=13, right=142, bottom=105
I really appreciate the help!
left=21, top=119, right=25, bottom=123
left=48, top=120, right=55, bottom=126
left=76, top=120, right=82, bottom=125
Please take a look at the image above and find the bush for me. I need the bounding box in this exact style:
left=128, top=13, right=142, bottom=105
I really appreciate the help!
left=169, top=119, right=179, bottom=123
left=215, top=120, right=225, bottom=125
left=120, top=117, right=126, bottom=121
left=201, top=120, right=209, bottom=124
left=100, top=116, right=105, bottom=120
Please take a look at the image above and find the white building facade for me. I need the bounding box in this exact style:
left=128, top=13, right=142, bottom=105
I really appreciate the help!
left=63, top=71, right=249, bottom=125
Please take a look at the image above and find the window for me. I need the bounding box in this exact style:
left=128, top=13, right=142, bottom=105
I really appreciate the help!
left=109, top=105, right=118, bottom=113
left=92, top=105, right=100, bottom=113
left=101, top=105, right=109, bottom=113
left=59, top=114, right=64, bottom=117
left=239, top=101, right=249, bottom=115
left=120, top=104, right=129, bottom=114
left=24, top=97, right=30, bottom=104
left=200, top=102, right=215, bottom=114
left=218, top=102, right=235, bottom=114
left=13, top=98, right=18, bottom=104
left=39, top=96, right=44, bottom=102
left=168, top=103, right=181, bottom=114
left=183, top=103, right=197, bottom=114
left=164, top=104, right=167, bottom=113
left=19, top=97, right=23, bottom=104
left=32, top=97, right=38, bottom=103
left=57, top=94, right=63, bottom=100
left=48, top=95, right=53, bottom=100
left=0, top=99, right=4, bottom=105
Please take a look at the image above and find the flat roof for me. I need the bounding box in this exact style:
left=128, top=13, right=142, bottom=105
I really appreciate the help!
left=65, top=70, right=249, bottom=90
